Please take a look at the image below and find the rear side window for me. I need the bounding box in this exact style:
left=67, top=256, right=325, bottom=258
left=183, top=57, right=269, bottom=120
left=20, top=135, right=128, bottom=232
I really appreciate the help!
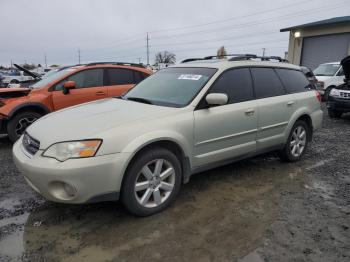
left=275, top=69, right=310, bottom=93
left=209, top=68, right=254, bottom=104
left=106, top=68, right=136, bottom=85
left=250, top=68, right=285, bottom=98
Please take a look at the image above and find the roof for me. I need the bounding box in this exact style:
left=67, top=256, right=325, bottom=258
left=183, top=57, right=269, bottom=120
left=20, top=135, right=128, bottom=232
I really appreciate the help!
left=173, top=59, right=301, bottom=71
left=280, top=16, right=350, bottom=32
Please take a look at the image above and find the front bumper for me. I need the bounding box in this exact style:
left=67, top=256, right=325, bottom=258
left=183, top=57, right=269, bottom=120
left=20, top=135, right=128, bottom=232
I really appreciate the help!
left=327, top=96, right=350, bottom=112
left=12, top=137, right=131, bottom=204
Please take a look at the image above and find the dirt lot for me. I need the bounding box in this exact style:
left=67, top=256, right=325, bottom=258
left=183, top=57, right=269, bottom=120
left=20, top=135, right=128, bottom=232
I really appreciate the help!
left=0, top=104, right=349, bottom=262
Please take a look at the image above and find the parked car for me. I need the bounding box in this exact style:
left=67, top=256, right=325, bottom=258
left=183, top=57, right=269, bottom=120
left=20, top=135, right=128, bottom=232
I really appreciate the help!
left=13, top=55, right=323, bottom=216
left=313, top=62, right=345, bottom=99
left=300, top=66, right=318, bottom=88
left=0, top=62, right=152, bottom=142
left=1, top=68, right=36, bottom=86
left=327, top=55, right=350, bottom=118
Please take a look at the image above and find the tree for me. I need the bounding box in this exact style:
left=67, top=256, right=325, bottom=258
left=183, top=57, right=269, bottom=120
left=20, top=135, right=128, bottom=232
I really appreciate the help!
left=217, top=46, right=227, bottom=59
left=154, top=51, right=176, bottom=65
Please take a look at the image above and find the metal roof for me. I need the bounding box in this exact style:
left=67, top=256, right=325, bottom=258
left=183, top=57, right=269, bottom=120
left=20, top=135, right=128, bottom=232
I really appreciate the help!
left=280, top=16, right=350, bottom=32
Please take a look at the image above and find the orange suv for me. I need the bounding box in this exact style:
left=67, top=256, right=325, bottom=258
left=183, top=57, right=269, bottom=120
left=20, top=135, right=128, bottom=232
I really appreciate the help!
left=0, top=62, right=152, bottom=142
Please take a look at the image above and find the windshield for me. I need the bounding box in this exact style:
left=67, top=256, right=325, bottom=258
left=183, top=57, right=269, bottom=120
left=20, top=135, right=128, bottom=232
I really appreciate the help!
left=31, top=68, right=76, bottom=89
left=123, top=67, right=217, bottom=107
left=313, top=64, right=340, bottom=76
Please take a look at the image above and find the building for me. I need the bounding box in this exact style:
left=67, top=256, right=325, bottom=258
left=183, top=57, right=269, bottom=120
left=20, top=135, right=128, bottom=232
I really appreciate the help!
left=280, top=16, right=350, bottom=69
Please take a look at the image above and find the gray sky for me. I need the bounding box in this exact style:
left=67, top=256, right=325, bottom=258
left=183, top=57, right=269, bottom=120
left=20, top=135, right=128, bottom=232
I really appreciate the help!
left=1, top=0, right=349, bottom=66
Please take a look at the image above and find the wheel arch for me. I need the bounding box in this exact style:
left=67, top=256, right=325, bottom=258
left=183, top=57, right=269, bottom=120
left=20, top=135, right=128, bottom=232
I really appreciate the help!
left=8, top=103, right=51, bottom=118
left=119, top=139, right=192, bottom=194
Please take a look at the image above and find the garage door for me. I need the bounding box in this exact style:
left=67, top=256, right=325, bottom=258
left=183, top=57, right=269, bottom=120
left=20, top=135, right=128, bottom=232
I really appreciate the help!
left=301, top=33, right=350, bottom=70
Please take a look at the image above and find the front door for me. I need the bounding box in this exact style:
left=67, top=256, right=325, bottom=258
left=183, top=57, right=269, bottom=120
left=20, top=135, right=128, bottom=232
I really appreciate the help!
left=51, top=68, right=107, bottom=110
left=193, top=68, right=258, bottom=167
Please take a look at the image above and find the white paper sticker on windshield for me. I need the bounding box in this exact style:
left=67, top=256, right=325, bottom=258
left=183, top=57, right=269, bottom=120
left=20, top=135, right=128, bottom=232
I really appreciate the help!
left=178, top=74, right=202, bottom=80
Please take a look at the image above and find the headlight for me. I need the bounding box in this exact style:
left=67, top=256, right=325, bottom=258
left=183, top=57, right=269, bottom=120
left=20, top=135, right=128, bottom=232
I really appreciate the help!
left=42, top=140, right=102, bottom=162
left=329, top=88, right=340, bottom=97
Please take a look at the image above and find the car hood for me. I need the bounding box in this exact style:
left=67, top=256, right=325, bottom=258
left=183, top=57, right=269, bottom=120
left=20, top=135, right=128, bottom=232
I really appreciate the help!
left=27, top=98, right=177, bottom=149
left=341, top=55, right=350, bottom=80
left=314, top=76, right=332, bottom=82
left=0, top=88, right=31, bottom=99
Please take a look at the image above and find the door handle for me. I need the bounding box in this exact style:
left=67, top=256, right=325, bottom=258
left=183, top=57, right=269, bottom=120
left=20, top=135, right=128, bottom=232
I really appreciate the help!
left=287, top=101, right=295, bottom=106
left=95, top=91, right=106, bottom=95
left=245, top=109, right=255, bottom=116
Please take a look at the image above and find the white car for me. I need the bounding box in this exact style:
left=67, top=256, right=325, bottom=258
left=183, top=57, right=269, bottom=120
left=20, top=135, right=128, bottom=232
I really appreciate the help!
left=13, top=55, right=323, bottom=216
left=313, top=62, right=345, bottom=98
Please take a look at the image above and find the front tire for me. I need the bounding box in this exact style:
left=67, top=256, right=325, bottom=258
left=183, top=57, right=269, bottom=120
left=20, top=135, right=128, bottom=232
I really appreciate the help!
left=7, top=111, right=42, bottom=143
left=279, top=120, right=310, bottom=162
left=121, top=147, right=182, bottom=216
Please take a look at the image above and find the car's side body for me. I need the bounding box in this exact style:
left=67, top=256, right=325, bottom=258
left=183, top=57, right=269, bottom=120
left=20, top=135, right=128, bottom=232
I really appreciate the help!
left=13, top=59, right=323, bottom=214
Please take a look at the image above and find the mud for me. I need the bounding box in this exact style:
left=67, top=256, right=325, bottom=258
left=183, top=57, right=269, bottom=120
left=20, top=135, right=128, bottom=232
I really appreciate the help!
left=0, top=105, right=349, bottom=262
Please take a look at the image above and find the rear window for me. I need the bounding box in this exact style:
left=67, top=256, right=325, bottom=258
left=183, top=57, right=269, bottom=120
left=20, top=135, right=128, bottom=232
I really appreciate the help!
left=106, top=68, right=135, bottom=85
left=275, top=69, right=310, bottom=93
left=250, top=68, right=286, bottom=98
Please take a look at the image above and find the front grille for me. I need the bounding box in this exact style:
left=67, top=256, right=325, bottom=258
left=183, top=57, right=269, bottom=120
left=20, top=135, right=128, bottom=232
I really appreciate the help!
left=22, top=132, right=40, bottom=155
left=340, top=91, right=350, bottom=99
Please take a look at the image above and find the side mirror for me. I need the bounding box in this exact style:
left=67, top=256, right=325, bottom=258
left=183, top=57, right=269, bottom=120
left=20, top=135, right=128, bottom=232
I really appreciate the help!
left=205, top=93, right=228, bottom=106
left=63, top=81, right=76, bottom=94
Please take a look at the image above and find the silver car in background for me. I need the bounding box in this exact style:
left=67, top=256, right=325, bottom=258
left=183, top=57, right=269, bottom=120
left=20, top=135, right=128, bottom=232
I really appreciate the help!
left=13, top=56, right=323, bottom=216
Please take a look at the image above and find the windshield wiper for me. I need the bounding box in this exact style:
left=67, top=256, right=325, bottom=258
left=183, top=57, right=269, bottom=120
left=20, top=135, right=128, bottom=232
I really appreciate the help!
left=125, top=96, right=153, bottom=105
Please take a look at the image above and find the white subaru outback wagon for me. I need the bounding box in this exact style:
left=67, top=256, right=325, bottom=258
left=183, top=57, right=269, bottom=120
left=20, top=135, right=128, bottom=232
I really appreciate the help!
left=13, top=55, right=323, bottom=216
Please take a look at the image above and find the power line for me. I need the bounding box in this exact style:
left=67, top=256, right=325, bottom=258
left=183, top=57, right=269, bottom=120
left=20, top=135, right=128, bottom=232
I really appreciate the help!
left=149, top=0, right=319, bottom=34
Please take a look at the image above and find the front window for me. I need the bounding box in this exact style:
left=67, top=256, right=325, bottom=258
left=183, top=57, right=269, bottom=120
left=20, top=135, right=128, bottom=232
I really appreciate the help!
left=313, top=64, right=340, bottom=76
left=31, top=68, right=77, bottom=89
left=123, top=67, right=217, bottom=107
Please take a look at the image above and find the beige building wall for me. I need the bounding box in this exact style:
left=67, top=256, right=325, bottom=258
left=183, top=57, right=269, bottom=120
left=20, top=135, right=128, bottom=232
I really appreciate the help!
left=287, top=24, right=350, bottom=65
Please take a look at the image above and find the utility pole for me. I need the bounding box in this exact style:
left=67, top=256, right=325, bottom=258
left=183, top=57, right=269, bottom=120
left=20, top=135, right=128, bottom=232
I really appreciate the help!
left=138, top=57, right=141, bottom=64
left=78, top=48, right=81, bottom=64
left=262, top=48, right=266, bottom=57
left=44, top=54, right=47, bottom=68
left=146, top=33, right=150, bottom=66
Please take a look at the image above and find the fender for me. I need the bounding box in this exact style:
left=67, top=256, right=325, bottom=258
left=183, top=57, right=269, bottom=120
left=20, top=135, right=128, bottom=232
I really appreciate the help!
left=118, top=130, right=193, bottom=186
left=8, top=102, right=51, bottom=118
left=283, top=106, right=312, bottom=142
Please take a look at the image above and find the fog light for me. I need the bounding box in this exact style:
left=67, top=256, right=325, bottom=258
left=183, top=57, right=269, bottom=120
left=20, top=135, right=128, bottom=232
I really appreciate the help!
left=63, top=183, right=77, bottom=197
left=49, top=181, right=77, bottom=200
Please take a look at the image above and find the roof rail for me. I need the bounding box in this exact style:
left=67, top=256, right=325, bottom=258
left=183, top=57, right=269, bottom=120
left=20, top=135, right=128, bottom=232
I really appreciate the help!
left=181, top=54, right=289, bottom=63
left=85, top=62, right=146, bottom=68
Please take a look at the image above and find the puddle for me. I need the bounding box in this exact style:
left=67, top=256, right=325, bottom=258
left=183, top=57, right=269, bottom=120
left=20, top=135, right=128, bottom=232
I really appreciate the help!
left=0, top=213, right=29, bottom=228
left=239, top=249, right=264, bottom=262
left=0, top=198, right=21, bottom=211
left=0, top=229, right=25, bottom=257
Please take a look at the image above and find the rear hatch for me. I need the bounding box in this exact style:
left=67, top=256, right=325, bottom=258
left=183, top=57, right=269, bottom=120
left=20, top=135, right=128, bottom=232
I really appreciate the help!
left=341, top=55, right=350, bottom=85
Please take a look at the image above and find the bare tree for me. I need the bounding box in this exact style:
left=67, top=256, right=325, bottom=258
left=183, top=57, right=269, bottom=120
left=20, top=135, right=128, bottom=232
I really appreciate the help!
left=217, top=46, right=227, bottom=59
left=154, top=51, right=176, bottom=65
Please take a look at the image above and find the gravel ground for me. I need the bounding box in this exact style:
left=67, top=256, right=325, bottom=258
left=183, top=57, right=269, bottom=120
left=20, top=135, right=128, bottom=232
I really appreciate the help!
left=0, top=104, right=349, bottom=262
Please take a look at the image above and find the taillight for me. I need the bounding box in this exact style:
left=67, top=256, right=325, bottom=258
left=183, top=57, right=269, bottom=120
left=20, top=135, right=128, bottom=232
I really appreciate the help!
left=315, top=91, right=322, bottom=103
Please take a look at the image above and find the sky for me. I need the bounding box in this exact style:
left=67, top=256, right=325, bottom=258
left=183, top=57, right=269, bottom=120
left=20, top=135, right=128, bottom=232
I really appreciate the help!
left=0, top=0, right=349, bottom=66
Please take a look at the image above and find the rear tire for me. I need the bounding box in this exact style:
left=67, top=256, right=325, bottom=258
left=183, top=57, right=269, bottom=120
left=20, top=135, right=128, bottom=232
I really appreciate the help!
left=328, top=109, right=342, bottom=119
left=121, top=147, right=182, bottom=216
left=7, top=111, right=42, bottom=143
left=279, top=120, right=310, bottom=162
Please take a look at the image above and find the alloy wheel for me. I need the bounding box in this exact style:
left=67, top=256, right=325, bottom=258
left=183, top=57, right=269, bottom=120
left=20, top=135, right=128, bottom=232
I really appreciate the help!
left=15, top=117, right=38, bottom=137
left=290, top=126, right=307, bottom=157
left=134, top=159, right=176, bottom=208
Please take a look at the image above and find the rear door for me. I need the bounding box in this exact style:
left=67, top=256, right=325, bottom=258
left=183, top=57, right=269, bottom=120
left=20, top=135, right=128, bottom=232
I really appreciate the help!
left=51, top=68, right=107, bottom=110
left=105, top=68, right=146, bottom=97
left=251, top=67, right=296, bottom=150
left=193, top=68, right=258, bottom=167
